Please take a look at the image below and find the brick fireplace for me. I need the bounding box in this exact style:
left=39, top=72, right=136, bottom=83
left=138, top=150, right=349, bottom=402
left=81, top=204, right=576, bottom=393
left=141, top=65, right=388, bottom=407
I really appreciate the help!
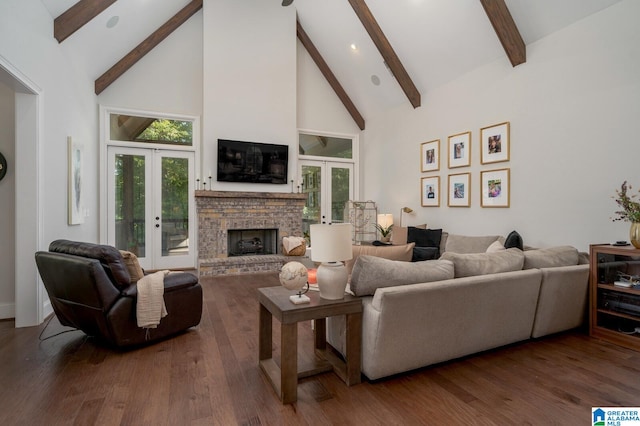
left=195, top=190, right=307, bottom=276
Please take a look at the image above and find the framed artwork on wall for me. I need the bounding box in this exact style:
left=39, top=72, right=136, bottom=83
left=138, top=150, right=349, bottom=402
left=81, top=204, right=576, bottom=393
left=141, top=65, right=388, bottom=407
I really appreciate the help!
left=481, top=168, right=510, bottom=208
left=448, top=172, right=471, bottom=207
left=480, top=121, right=510, bottom=164
left=448, top=131, right=471, bottom=168
left=420, top=139, right=440, bottom=172
left=421, top=176, right=440, bottom=207
left=68, top=136, right=84, bottom=225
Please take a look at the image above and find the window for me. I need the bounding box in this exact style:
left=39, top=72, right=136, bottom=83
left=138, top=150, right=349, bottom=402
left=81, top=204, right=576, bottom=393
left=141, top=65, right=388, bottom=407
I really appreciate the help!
left=109, top=113, right=193, bottom=146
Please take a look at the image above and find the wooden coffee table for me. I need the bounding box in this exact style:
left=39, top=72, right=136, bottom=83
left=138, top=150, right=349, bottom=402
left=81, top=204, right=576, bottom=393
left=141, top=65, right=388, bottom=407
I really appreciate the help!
left=257, top=286, right=362, bottom=404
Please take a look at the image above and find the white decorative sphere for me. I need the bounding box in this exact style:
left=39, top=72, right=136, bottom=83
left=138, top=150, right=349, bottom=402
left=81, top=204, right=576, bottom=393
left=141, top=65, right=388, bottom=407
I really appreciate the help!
left=279, top=261, right=308, bottom=291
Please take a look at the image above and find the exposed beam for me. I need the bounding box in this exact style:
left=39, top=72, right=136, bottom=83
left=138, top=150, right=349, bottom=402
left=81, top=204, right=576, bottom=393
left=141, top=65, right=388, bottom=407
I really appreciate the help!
left=347, top=0, right=421, bottom=109
left=479, top=0, right=526, bottom=67
left=54, top=0, right=118, bottom=43
left=297, top=20, right=365, bottom=131
left=95, top=0, right=202, bottom=95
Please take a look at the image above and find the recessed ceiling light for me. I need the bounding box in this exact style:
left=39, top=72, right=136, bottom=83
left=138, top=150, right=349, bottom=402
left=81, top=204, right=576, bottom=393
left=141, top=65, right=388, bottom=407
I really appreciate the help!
left=371, top=75, right=381, bottom=86
left=350, top=44, right=358, bottom=51
left=106, top=15, right=119, bottom=29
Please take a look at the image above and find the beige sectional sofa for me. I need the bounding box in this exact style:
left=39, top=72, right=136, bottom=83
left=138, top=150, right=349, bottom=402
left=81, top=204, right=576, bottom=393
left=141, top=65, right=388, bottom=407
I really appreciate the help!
left=328, top=233, right=589, bottom=380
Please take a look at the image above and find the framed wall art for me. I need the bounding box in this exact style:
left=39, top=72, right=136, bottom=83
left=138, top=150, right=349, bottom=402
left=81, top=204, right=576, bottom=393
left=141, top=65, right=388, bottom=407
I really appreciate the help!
left=448, top=131, right=471, bottom=168
left=421, top=176, right=440, bottom=207
left=480, top=168, right=510, bottom=208
left=68, top=137, right=84, bottom=225
left=420, top=139, right=440, bottom=172
left=480, top=121, right=510, bottom=164
left=448, top=172, right=470, bottom=207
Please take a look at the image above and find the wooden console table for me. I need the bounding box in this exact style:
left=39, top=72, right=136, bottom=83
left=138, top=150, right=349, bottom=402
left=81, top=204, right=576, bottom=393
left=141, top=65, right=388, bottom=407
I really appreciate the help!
left=257, top=286, right=362, bottom=404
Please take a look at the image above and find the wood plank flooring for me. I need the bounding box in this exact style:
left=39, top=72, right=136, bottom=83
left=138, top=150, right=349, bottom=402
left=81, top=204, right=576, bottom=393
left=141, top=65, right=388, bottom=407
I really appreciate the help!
left=1, top=272, right=640, bottom=425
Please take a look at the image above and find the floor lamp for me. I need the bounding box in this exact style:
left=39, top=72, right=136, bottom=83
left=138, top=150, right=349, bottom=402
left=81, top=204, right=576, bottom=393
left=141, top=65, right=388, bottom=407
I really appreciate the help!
left=399, top=207, right=413, bottom=227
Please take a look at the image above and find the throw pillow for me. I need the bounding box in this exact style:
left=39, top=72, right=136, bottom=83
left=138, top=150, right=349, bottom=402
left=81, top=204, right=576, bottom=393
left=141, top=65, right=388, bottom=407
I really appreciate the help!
left=486, top=240, right=506, bottom=253
left=412, top=246, right=440, bottom=262
left=444, top=234, right=504, bottom=254
left=504, top=230, right=524, bottom=250
left=119, top=250, right=145, bottom=283
left=522, top=246, right=579, bottom=269
left=345, top=242, right=415, bottom=276
left=440, top=248, right=525, bottom=278
left=407, top=227, right=443, bottom=249
left=350, top=255, right=454, bottom=296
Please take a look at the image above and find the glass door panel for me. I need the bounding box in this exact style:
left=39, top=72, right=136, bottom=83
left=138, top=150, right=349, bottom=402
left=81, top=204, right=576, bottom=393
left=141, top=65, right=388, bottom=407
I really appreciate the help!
left=111, top=150, right=149, bottom=258
left=299, top=160, right=353, bottom=235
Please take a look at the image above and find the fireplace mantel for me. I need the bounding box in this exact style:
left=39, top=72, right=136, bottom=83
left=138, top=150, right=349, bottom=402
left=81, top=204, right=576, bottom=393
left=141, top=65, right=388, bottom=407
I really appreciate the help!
left=196, top=190, right=307, bottom=276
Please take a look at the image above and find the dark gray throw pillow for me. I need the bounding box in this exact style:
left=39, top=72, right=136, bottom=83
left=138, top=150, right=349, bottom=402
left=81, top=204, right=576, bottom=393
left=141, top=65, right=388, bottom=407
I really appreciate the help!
left=412, top=247, right=439, bottom=262
left=504, top=230, right=523, bottom=250
left=408, top=227, right=443, bottom=249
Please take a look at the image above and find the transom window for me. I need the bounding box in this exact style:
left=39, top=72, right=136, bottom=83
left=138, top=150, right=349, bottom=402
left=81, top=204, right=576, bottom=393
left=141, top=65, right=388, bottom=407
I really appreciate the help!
left=109, top=113, right=193, bottom=146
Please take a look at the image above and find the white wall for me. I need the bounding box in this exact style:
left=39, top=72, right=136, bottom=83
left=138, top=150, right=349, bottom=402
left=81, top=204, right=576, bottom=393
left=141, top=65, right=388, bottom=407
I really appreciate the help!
left=0, top=0, right=98, bottom=325
left=203, top=0, right=297, bottom=192
left=363, top=0, right=640, bottom=251
left=97, top=12, right=203, bottom=117
left=0, top=82, right=15, bottom=318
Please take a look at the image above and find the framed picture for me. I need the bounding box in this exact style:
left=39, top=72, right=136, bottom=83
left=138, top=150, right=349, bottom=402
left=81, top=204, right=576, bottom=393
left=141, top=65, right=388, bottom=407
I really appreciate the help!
left=420, top=139, right=440, bottom=172
left=481, top=168, right=510, bottom=208
left=480, top=121, right=510, bottom=164
left=421, top=176, right=440, bottom=207
left=68, top=137, right=84, bottom=225
left=448, top=131, right=471, bottom=168
left=448, top=173, right=471, bottom=207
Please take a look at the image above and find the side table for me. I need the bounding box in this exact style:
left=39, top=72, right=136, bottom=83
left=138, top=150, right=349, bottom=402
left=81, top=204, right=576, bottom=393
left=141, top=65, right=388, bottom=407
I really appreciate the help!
left=258, top=286, right=362, bottom=404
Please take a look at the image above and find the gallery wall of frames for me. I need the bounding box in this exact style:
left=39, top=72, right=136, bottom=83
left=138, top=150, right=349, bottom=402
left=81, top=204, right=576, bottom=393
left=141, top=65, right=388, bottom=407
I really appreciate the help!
left=419, top=121, right=510, bottom=208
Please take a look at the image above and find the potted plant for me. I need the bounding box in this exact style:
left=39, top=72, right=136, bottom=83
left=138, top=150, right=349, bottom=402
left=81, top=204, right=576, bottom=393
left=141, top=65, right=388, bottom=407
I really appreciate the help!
left=612, top=181, right=640, bottom=248
left=375, top=223, right=393, bottom=243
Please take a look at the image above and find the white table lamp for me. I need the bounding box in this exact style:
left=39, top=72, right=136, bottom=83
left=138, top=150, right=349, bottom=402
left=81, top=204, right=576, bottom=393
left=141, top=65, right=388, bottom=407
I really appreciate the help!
left=310, top=223, right=353, bottom=300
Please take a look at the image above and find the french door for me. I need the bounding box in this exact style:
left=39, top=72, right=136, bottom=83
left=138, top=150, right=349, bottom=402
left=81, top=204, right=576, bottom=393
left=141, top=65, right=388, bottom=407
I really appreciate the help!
left=299, top=160, right=354, bottom=234
left=107, top=146, right=196, bottom=270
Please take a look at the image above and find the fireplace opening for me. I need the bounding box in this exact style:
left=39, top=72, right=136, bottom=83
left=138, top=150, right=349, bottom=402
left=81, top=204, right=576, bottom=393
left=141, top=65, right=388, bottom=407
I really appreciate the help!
left=228, top=229, right=278, bottom=256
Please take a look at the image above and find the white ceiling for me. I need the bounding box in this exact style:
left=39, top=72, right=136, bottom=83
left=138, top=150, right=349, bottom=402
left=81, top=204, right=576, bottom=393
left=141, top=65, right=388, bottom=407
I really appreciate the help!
left=40, top=0, right=621, bottom=117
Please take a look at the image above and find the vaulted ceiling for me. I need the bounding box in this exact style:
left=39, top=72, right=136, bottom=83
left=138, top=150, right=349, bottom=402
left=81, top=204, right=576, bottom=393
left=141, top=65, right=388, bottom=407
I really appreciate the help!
left=40, top=0, right=621, bottom=128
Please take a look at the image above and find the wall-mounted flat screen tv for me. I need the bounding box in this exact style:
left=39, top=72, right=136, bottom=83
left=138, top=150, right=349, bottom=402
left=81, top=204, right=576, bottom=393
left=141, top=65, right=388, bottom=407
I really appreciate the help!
left=217, top=139, right=288, bottom=184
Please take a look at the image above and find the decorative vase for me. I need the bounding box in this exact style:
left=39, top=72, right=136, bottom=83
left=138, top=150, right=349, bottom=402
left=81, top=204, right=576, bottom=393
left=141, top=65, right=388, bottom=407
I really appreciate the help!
left=631, top=222, right=640, bottom=249
left=381, top=235, right=391, bottom=243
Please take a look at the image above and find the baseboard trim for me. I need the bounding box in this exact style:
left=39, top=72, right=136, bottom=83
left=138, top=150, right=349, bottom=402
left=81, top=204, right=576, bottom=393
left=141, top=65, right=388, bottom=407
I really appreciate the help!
left=0, top=302, right=16, bottom=320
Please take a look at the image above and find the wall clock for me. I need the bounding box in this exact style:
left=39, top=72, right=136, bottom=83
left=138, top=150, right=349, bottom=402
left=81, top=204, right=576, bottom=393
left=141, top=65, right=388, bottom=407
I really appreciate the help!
left=0, top=152, right=6, bottom=181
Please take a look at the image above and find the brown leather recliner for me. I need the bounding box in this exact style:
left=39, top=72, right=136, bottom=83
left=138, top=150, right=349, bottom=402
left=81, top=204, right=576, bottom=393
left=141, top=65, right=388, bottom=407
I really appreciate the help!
left=35, top=239, right=202, bottom=347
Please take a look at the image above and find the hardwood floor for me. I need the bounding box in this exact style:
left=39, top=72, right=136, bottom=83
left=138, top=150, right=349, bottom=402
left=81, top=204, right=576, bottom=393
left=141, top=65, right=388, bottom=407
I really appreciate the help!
left=1, top=272, right=640, bottom=425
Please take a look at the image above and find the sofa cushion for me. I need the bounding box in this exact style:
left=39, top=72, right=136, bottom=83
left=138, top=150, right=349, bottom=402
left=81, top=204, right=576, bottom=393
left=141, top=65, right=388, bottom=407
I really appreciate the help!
left=119, top=250, right=145, bottom=283
left=350, top=255, right=454, bottom=296
left=440, top=248, right=525, bottom=278
left=523, top=246, right=579, bottom=269
left=486, top=240, right=506, bottom=253
left=444, top=234, right=505, bottom=254
left=345, top=243, right=415, bottom=276
left=504, top=230, right=524, bottom=250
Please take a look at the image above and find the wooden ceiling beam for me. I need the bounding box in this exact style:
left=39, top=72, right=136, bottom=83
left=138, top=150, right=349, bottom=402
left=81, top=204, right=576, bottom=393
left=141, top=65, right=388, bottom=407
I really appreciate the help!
left=347, top=0, right=421, bottom=109
left=54, top=0, right=118, bottom=43
left=479, top=0, right=526, bottom=67
left=297, top=20, right=365, bottom=131
left=95, top=0, right=202, bottom=95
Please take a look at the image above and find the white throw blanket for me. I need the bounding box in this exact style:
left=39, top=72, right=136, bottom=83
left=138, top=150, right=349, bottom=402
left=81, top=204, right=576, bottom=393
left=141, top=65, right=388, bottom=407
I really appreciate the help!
left=136, top=270, right=168, bottom=329
left=283, top=236, right=306, bottom=253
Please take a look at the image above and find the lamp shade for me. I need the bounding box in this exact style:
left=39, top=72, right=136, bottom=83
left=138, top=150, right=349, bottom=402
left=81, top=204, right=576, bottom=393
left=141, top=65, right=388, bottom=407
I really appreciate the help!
left=310, top=223, right=353, bottom=262
left=377, top=214, right=393, bottom=229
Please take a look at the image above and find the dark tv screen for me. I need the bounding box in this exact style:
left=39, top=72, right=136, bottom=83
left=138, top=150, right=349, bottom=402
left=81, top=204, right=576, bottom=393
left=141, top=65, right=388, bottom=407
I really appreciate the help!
left=217, top=139, right=288, bottom=184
